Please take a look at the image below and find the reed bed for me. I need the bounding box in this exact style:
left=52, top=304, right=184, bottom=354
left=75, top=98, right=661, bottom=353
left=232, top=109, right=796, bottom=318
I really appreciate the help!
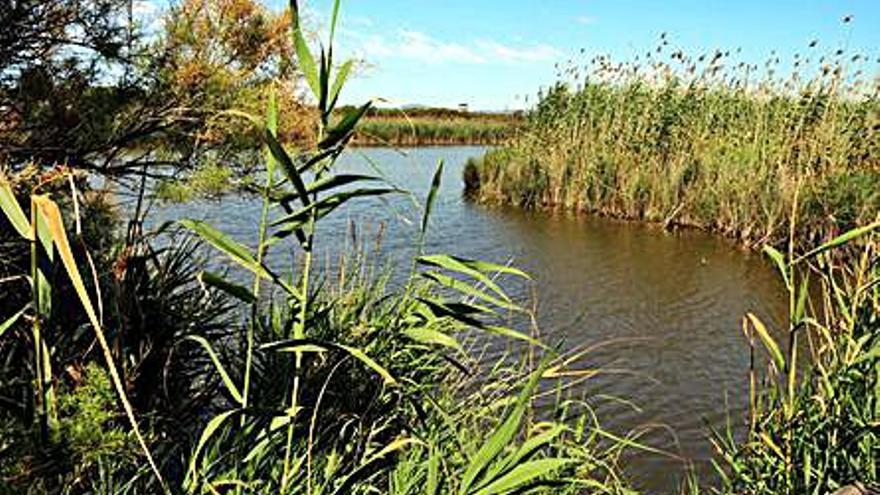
left=468, top=35, right=879, bottom=248
left=710, top=223, right=880, bottom=494
left=353, top=108, right=520, bottom=146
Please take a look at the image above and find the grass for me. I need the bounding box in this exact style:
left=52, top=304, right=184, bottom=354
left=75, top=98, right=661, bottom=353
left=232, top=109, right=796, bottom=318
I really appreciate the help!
left=710, top=222, right=880, bottom=493
left=0, top=3, right=639, bottom=494
left=466, top=33, right=879, bottom=249
left=1, top=3, right=879, bottom=495
left=351, top=107, right=522, bottom=146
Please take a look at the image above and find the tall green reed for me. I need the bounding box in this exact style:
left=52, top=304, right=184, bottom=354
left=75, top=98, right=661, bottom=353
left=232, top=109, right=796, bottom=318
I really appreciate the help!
left=163, top=1, right=658, bottom=494
left=469, top=30, right=878, bottom=249
left=710, top=218, right=880, bottom=494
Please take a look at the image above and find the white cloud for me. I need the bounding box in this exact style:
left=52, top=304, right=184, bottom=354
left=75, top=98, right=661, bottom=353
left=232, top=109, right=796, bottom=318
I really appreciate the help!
left=476, top=40, right=561, bottom=63
left=353, top=30, right=560, bottom=66
left=576, top=16, right=597, bottom=25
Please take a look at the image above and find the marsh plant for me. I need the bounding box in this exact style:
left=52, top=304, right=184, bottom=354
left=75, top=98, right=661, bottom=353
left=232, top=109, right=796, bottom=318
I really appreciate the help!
left=468, top=25, right=879, bottom=248
left=0, top=1, right=639, bottom=494
left=711, top=220, right=880, bottom=493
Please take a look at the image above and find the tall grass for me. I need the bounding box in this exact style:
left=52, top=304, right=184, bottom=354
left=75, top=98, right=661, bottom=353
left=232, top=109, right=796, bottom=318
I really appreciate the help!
left=172, top=3, right=637, bottom=492
left=468, top=31, right=879, bottom=248
left=0, top=1, right=639, bottom=493
left=710, top=220, right=880, bottom=493
left=353, top=108, right=521, bottom=146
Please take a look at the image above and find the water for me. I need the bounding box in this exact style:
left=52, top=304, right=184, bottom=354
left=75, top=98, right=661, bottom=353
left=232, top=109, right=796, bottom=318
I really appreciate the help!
left=143, top=146, right=788, bottom=493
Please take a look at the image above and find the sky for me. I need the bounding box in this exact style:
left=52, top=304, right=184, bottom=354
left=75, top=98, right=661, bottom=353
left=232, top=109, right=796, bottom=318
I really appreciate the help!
left=167, top=0, right=879, bottom=111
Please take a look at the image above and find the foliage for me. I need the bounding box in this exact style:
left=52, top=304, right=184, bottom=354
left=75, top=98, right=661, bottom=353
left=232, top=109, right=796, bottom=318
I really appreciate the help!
left=0, top=0, right=312, bottom=181
left=155, top=162, right=235, bottom=202
left=157, top=0, right=316, bottom=147
left=356, top=116, right=517, bottom=146
left=1, top=2, right=639, bottom=494
left=710, top=223, right=880, bottom=494
left=171, top=2, right=630, bottom=492
left=346, top=107, right=521, bottom=146
left=469, top=31, right=879, bottom=248
left=57, top=364, right=138, bottom=472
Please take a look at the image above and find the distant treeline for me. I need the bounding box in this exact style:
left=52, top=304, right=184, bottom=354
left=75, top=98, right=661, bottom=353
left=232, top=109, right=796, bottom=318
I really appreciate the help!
left=334, top=106, right=524, bottom=146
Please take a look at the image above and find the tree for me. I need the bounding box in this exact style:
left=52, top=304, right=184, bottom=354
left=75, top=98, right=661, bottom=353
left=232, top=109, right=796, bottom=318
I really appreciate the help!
left=0, top=0, right=311, bottom=182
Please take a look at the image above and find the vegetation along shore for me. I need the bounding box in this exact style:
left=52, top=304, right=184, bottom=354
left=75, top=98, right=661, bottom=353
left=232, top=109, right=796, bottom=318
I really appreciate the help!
left=465, top=35, right=879, bottom=249
left=352, top=107, right=522, bottom=146
left=0, top=0, right=878, bottom=494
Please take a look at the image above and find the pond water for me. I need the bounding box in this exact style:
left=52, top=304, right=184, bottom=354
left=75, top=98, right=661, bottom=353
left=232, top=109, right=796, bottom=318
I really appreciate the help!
left=143, top=146, right=788, bottom=493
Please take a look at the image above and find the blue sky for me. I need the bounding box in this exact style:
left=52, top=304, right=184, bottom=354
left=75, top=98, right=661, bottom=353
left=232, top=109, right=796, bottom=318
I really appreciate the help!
left=299, top=0, right=880, bottom=110
left=142, top=0, right=877, bottom=110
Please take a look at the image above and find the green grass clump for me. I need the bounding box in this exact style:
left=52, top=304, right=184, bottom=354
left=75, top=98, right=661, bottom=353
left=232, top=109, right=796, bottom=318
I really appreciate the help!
left=470, top=36, right=879, bottom=248
left=710, top=225, right=880, bottom=494
left=155, top=162, right=235, bottom=202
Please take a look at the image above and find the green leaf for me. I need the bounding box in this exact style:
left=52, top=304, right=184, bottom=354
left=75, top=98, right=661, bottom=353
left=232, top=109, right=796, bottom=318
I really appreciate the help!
left=746, top=313, right=785, bottom=372
left=762, top=245, right=790, bottom=289
left=427, top=444, right=441, bottom=495
left=290, top=1, right=319, bottom=98
left=265, top=90, right=279, bottom=182
left=0, top=303, right=30, bottom=338
left=0, top=176, right=30, bottom=240
left=418, top=254, right=524, bottom=302
left=179, top=220, right=297, bottom=299
left=422, top=160, right=443, bottom=234
left=290, top=174, right=381, bottom=199
left=458, top=363, right=546, bottom=495
left=795, top=221, right=880, bottom=264
left=186, top=335, right=244, bottom=405
left=416, top=297, right=491, bottom=327
left=482, top=325, right=545, bottom=349
left=492, top=425, right=565, bottom=480
left=328, top=59, right=354, bottom=110
left=794, top=274, right=810, bottom=324
left=187, top=409, right=240, bottom=485
left=471, top=458, right=573, bottom=495
left=403, top=326, right=462, bottom=351
left=264, top=129, right=311, bottom=208
left=271, top=188, right=400, bottom=235
left=318, top=47, right=330, bottom=115
left=337, top=343, right=396, bottom=385
left=198, top=271, right=257, bottom=304
left=421, top=271, right=521, bottom=312
left=320, top=101, right=372, bottom=149
left=328, top=0, right=342, bottom=46
left=263, top=339, right=396, bottom=385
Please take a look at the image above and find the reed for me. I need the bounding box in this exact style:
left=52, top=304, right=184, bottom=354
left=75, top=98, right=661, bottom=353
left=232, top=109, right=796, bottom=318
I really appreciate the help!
left=710, top=221, right=880, bottom=494
left=0, top=2, right=639, bottom=493
left=468, top=32, right=879, bottom=248
left=353, top=108, right=521, bottom=146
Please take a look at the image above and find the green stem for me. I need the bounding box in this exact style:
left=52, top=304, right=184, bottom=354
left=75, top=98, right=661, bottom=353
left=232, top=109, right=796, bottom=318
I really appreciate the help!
left=243, top=150, right=276, bottom=417
left=281, top=115, right=324, bottom=490
left=30, top=202, right=47, bottom=444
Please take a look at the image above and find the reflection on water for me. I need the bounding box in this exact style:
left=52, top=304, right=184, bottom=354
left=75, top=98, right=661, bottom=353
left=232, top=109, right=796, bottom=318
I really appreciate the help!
left=141, top=146, right=788, bottom=493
